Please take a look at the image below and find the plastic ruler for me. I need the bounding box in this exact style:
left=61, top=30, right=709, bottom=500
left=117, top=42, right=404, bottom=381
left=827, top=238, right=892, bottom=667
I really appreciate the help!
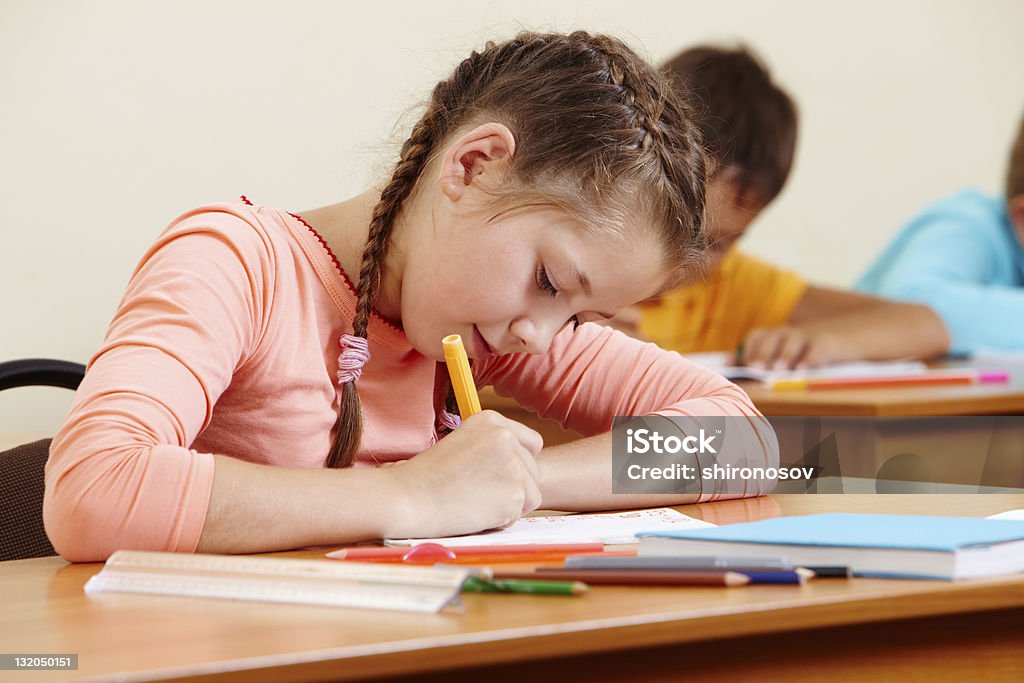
left=85, top=550, right=469, bottom=613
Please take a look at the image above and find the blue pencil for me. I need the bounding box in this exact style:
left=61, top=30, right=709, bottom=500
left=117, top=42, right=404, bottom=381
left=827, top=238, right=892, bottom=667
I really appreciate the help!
left=735, top=569, right=809, bottom=585
left=566, top=555, right=792, bottom=570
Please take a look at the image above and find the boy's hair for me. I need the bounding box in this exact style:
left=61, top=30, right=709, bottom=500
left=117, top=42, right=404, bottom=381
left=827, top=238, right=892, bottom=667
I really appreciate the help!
left=663, top=45, right=797, bottom=204
left=1007, top=110, right=1024, bottom=199
left=328, top=31, right=710, bottom=468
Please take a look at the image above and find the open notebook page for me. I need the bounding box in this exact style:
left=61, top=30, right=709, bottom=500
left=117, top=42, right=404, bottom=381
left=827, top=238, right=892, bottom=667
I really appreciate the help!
left=384, top=508, right=714, bottom=547
left=988, top=510, right=1024, bottom=521
left=683, top=351, right=927, bottom=382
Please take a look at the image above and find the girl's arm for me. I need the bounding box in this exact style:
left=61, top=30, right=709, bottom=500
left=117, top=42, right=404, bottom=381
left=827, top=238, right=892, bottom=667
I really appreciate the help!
left=45, top=208, right=542, bottom=561
left=50, top=403, right=540, bottom=562
left=475, top=325, right=779, bottom=510
left=197, top=412, right=542, bottom=554
left=46, top=209, right=270, bottom=562
left=533, top=432, right=727, bottom=512
left=171, top=455, right=403, bottom=554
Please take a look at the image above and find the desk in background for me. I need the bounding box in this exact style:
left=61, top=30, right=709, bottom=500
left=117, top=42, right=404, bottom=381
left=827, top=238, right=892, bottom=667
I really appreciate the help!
left=738, top=360, right=1024, bottom=489
left=3, top=495, right=1023, bottom=682
left=737, top=360, right=1024, bottom=417
left=481, top=360, right=1024, bottom=488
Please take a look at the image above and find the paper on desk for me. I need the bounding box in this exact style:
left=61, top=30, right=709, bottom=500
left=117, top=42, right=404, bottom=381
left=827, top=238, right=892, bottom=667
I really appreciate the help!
left=384, top=508, right=714, bottom=547
left=971, top=348, right=1024, bottom=364
left=683, top=352, right=927, bottom=383
left=987, top=510, right=1024, bottom=521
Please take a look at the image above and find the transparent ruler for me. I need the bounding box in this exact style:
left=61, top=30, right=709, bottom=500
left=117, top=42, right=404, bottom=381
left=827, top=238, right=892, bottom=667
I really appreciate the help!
left=85, top=550, right=469, bottom=613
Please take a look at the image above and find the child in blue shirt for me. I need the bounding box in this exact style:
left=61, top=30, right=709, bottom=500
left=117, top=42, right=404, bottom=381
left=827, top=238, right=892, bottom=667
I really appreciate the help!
left=857, top=112, right=1024, bottom=354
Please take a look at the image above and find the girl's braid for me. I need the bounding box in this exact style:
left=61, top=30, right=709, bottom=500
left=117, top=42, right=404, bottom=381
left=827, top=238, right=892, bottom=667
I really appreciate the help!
left=327, top=44, right=519, bottom=468
left=327, top=32, right=710, bottom=468
left=589, top=33, right=709, bottom=271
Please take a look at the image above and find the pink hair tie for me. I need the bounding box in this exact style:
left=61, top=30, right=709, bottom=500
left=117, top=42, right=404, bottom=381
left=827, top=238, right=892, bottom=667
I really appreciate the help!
left=336, top=334, right=371, bottom=385
left=439, top=410, right=462, bottom=432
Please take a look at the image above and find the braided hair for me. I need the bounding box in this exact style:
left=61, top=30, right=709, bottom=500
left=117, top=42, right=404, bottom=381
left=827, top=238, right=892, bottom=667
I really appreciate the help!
left=326, top=31, right=709, bottom=468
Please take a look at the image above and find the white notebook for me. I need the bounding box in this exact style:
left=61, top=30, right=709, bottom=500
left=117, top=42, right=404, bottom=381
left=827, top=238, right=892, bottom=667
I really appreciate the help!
left=385, top=508, right=714, bottom=547
left=683, top=351, right=927, bottom=383
left=988, top=510, right=1024, bottom=521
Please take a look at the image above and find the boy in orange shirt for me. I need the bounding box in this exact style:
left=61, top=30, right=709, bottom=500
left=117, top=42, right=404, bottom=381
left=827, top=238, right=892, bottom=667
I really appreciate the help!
left=621, top=46, right=949, bottom=369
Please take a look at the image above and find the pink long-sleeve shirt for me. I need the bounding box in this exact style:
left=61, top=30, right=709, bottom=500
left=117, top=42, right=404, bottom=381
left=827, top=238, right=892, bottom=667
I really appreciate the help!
left=45, top=199, right=776, bottom=562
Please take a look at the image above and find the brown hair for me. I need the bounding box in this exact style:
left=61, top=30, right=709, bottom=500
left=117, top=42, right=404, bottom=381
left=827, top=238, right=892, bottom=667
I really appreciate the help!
left=663, top=44, right=797, bottom=204
left=327, top=31, right=709, bottom=468
left=1007, top=110, right=1024, bottom=199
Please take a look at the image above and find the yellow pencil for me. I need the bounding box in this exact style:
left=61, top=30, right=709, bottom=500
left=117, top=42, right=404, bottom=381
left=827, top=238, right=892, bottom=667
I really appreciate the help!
left=443, top=334, right=481, bottom=419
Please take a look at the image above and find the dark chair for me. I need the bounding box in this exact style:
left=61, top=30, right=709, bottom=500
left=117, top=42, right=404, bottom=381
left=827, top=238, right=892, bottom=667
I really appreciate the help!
left=0, top=359, right=85, bottom=561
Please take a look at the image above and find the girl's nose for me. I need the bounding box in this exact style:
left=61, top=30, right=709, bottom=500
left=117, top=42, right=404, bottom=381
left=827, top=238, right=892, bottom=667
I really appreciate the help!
left=509, top=315, right=565, bottom=355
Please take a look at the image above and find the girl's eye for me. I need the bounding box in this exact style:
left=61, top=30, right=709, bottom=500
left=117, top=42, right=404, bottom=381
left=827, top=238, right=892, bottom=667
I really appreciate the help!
left=537, top=265, right=558, bottom=297
left=538, top=266, right=582, bottom=332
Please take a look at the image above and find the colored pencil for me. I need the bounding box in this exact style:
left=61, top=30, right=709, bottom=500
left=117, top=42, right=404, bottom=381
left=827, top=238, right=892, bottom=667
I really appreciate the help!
left=493, top=569, right=750, bottom=586
left=443, top=334, right=481, bottom=418
left=771, top=370, right=1009, bottom=391
left=326, top=543, right=628, bottom=563
left=534, top=566, right=807, bottom=585
left=732, top=569, right=809, bottom=584
left=461, top=576, right=588, bottom=595
left=563, top=556, right=848, bottom=578
left=565, top=555, right=792, bottom=570
left=803, top=566, right=852, bottom=578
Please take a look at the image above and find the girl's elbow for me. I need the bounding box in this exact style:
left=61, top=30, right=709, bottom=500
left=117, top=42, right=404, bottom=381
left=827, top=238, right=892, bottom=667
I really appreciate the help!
left=44, top=440, right=208, bottom=563
left=44, top=443, right=152, bottom=563
left=43, top=485, right=116, bottom=563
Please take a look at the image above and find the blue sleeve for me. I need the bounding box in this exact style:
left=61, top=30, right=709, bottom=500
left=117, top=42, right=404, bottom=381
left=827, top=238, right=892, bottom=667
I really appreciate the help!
left=870, top=219, right=1024, bottom=354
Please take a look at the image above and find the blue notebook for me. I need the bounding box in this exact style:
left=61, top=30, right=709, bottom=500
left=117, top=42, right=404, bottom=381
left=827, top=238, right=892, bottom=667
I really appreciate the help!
left=637, top=513, right=1024, bottom=580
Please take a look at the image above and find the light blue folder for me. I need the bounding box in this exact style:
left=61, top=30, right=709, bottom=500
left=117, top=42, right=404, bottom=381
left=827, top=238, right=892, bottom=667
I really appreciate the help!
left=638, top=513, right=1024, bottom=579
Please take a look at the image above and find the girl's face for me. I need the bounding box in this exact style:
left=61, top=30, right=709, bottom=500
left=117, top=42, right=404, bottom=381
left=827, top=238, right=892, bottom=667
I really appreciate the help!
left=399, top=203, right=671, bottom=362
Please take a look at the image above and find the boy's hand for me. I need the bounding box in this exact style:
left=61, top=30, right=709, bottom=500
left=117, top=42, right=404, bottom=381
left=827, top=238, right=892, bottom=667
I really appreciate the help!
left=382, top=411, right=543, bottom=539
left=739, top=325, right=847, bottom=370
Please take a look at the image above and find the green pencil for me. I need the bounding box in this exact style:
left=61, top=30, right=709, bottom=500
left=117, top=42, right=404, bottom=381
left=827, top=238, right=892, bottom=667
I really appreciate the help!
left=461, top=576, right=588, bottom=596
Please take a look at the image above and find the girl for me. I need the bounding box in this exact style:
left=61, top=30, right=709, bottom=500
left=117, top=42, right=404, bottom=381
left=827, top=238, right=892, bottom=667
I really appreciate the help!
left=44, top=32, right=777, bottom=562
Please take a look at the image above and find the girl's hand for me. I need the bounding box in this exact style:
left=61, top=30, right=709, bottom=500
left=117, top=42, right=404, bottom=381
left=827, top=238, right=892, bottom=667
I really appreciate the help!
left=740, top=325, right=847, bottom=370
left=381, top=410, right=544, bottom=539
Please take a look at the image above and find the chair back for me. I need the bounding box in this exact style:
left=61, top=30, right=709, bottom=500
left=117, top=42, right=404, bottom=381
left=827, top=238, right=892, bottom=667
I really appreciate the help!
left=0, top=438, right=56, bottom=560
left=0, top=358, right=85, bottom=561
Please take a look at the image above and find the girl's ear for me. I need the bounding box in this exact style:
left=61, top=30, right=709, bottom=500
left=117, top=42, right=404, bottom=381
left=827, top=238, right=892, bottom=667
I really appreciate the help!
left=1010, top=195, right=1024, bottom=247
left=438, top=123, right=516, bottom=202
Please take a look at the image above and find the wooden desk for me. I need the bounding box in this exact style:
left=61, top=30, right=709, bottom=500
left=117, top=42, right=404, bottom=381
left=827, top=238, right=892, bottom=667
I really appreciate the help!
left=737, top=361, right=1024, bottom=487
left=3, top=495, right=1023, bottom=682
left=739, top=360, right=1024, bottom=417
left=481, top=371, right=1024, bottom=487
left=481, top=362, right=1024, bottom=457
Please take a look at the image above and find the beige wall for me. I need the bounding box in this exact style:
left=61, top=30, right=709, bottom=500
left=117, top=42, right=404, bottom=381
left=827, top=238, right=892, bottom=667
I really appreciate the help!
left=3, top=0, right=1023, bottom=434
